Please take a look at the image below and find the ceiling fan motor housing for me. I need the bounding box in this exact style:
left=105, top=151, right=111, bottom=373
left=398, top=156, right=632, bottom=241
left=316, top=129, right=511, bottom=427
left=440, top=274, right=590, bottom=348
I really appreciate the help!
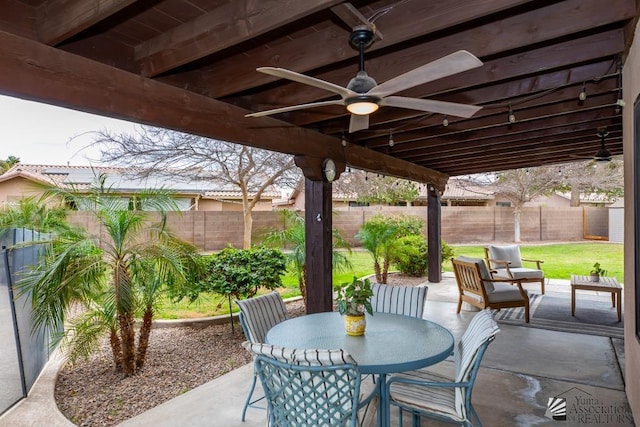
left=347, top=71, right=378, bottom=93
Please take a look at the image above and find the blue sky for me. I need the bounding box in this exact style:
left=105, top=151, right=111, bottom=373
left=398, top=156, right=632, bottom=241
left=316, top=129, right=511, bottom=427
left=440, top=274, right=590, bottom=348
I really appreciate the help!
left=0, top=95, right=138, bottom=166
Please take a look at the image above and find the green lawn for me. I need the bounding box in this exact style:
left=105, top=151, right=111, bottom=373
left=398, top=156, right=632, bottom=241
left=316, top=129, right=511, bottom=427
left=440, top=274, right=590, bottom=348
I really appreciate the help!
left=447, top=243, right=624, bottom=282
left=155, top=243, right=624, bottom=319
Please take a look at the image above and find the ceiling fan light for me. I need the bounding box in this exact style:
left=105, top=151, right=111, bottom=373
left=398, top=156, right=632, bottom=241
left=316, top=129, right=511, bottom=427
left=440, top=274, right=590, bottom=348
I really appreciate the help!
left=346, top=96, right=380, bottom=115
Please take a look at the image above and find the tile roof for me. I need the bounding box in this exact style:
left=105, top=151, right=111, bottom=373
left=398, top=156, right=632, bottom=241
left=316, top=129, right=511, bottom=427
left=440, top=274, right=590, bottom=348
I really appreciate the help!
left=1, top=164, right=280, bottom=199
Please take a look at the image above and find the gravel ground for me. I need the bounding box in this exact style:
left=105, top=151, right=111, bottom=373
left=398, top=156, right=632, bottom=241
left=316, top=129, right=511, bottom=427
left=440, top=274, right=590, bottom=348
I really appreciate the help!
left=54, top=274, right=426, bottom=426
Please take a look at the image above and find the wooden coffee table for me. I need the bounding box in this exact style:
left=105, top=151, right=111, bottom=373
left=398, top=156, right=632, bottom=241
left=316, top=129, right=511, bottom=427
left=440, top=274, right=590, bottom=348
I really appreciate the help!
left=570, top=275, right=622, bottom=322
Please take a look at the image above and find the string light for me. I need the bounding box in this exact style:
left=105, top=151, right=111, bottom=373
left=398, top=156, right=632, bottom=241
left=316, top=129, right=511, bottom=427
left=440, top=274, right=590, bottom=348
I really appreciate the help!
left=442, top=115, right=449, bottom=127
left=579, top=82, right=586, bottom=101
left=615, top=57, right=623, bottom=114
left=388, top=131, right=394, bottom=147
left=341, top=134, right=347, bottom=147
left=508, top=103, right=516, bottom=123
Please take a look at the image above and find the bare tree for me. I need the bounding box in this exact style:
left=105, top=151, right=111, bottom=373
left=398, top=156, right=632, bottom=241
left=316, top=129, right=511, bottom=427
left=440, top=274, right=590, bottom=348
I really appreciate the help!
left=556, top=159, right=623, bottom=206
left=90, top=126, right=300, bottom=248
left=461, top=167, right=562, bottom=242
left=332, top=169, right=419, bottom=206
left=460, top=160, right=623, bottom=242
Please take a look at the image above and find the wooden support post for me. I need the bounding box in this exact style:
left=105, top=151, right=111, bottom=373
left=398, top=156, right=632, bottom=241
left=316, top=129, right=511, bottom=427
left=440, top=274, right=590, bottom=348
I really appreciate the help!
left=294, top=156, right=344, bottom=313
left=428, top=185, right=442, bottom=283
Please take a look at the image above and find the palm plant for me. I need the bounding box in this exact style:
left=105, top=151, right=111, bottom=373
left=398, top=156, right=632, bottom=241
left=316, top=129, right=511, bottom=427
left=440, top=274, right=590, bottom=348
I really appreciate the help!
left=356, top=217, right=401, bottom=284
left=16, top=175, right=200, bottom=376
left=260, top=209, right=351, bottom=306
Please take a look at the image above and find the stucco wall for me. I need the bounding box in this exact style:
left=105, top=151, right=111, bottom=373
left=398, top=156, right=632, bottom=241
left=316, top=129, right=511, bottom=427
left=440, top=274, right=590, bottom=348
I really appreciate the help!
left=0, top=176, right=41, bottom=205
left=623, top=17, right=640, bottom=420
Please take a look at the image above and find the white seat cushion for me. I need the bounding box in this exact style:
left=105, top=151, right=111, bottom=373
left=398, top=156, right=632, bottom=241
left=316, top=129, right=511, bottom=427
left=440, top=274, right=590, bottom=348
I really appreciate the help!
left=493, top=267, right=544, bottom=280
left=486, top=282, right=526, bottom=303
left=488, top=245, right=522, bottom=268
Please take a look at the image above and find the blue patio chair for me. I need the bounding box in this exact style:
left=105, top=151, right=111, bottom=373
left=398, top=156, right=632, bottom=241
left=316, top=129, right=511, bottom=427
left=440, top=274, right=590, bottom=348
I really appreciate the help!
left=371, top=282, right=428, bottom=318
left=243, top=342, right=377, bottom=427
left=235, top=292, right=290, bottom=421
left=386, top=309, right=500, bottom=427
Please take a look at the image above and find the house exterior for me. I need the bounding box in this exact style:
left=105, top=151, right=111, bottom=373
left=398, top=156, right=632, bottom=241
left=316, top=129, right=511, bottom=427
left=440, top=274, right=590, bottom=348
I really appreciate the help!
left=0, top=164, right=281, bottom=211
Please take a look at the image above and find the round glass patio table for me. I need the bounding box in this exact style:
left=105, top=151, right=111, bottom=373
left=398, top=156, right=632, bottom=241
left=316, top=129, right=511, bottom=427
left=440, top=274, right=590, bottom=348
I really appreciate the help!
left=266, top=311, right=454, bottom=427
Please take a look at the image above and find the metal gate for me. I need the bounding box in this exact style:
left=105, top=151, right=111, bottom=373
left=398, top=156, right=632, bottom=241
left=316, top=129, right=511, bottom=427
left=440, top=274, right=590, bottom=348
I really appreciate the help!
left=583, top=207, right=609, bottom=240
left=0, top=228, right=51, bottom=416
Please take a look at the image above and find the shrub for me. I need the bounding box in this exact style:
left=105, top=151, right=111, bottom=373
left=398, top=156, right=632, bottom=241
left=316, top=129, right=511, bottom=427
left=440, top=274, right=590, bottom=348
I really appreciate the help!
left=198, top=246, right=286, bottom=298
left=394, top=235, right=428, bottom=276
left=440, top=240, right=455, bottom=266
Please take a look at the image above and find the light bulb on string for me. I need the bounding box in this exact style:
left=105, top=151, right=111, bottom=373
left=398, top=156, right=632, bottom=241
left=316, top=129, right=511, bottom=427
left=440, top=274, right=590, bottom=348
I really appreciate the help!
left=388, top=131, right=394, bottom=147
left=442, top=115, right=449, bottom=127
left=508, top=104, right=516, bottom=123
left=579, top=82, right=587, bottom=101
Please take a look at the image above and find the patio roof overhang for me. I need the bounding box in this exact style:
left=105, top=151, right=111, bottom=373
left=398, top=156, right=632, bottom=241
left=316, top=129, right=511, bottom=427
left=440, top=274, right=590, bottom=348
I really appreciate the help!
left=0, top=1, right=635, bottom=183
left=0, top=0, right=636, bottom=312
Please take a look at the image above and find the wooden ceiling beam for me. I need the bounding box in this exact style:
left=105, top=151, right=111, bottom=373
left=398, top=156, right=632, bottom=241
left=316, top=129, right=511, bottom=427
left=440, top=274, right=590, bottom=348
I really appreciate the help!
left=135, top=0, right=344, bottom=77
left=406, top=128, right=623, bottom=164
left=267, top=27, right=622, bottom=130
left=430, top=139, right=624, bottom=175
left=359, top=78, right=619, bottom=149
left=239, top=0, right=633, bottom=109
left=36, top=0, right=136, bottom=46
left=317, top=61, right=618, bottom=136
left=0, top=29, right=447, bottom=189
left=369, top=94, right=620, bottom=154
left=164, top=0, right=535, bottom=97
left=318, top=48, right=620, bottom=135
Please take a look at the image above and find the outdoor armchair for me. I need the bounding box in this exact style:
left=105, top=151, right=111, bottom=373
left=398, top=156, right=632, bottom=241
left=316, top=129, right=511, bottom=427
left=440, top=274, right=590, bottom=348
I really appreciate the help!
left=371, top=282, right=428, bottom=318
left=386, top=309, right=500, bottom=427
left=484, top=245, right=545, bottom=294
left=452, top=256, right=530, bottom=323
left=243, top=342, right=378, bottom=427
left=235, top=292, right=290, bottom=421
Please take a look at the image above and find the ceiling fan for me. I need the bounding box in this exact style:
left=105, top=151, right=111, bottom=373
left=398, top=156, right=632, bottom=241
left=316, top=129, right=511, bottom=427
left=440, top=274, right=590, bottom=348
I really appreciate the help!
left=571, top=127, right=613, bottom=163
left=245, top=26, right=484, bottom=133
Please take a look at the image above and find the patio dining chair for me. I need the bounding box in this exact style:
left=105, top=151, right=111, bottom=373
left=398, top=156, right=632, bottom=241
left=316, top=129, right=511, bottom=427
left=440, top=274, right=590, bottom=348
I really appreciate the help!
left=235, top=292, right=290, bottom=421
left=243, top=342, right=378, bottom=427
left=484, top=245, right=545, bottom=294
left=386, top=309, right=500, bottom=427
left=371, top=282, right=428, bottom=318
left=452, top=256, right=530, bottom=323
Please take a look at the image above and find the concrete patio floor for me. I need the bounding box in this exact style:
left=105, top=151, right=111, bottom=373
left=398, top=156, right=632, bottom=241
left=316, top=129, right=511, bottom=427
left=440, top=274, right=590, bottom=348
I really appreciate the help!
left=2, top=275, right=633, bottom=427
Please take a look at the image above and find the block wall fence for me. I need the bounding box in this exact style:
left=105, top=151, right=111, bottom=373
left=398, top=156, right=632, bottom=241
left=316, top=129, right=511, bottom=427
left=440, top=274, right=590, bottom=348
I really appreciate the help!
left=67, top=206, right=609, bottom=251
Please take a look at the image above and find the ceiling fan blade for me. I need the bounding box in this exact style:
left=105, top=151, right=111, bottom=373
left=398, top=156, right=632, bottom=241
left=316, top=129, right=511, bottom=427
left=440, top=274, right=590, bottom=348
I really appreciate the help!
left=381, top=96, right=481, bottom=118
left=349, top=114, right=369, bottom=133
left=256, top=67, right=357, bottom=99
left=368, top=50, right=483, bottom=98
left=245, top=99, right=344, bottom=117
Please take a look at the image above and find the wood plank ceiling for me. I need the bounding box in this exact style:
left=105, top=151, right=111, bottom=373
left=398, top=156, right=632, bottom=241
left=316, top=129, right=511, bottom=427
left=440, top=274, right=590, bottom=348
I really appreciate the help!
left=0, top=0, right=636, bottom=187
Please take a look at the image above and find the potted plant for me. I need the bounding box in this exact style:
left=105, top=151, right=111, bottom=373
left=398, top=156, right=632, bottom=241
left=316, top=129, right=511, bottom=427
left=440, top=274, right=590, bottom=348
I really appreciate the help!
left=590, top=262, right=607, bottom=282
left=336, top=276, right=374, bottom=336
